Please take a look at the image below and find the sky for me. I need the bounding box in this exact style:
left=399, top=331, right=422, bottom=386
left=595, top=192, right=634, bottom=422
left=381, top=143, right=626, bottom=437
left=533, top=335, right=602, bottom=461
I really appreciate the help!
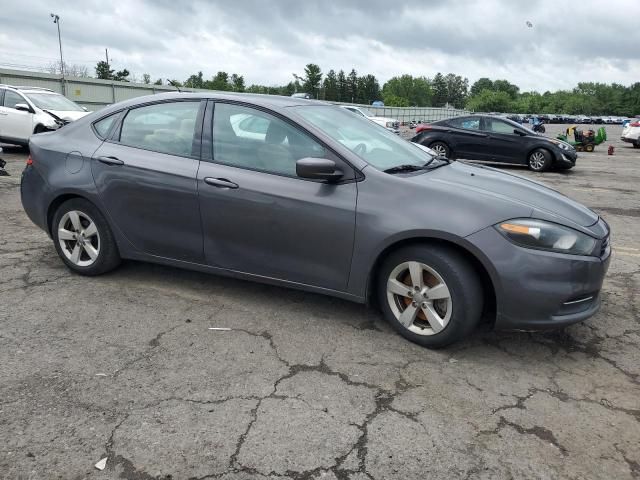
left=1, top=0, right=638, bottom=92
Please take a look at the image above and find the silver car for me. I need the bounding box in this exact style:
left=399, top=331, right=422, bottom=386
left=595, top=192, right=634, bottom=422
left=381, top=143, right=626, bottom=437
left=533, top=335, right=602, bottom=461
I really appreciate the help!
left=21, top=92, right=611, bottom=347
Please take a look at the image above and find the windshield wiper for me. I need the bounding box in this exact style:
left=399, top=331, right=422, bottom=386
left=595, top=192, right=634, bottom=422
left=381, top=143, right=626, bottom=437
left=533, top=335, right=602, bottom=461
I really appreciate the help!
left=383, top=164, right=427, bottom=174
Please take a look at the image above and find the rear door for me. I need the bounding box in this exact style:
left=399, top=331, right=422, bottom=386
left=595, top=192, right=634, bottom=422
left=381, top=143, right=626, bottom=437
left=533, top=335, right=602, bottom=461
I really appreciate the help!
left=481, top=117, right=527, bottom=164
left=444, top=116, right=490, bottom=159
left=197, top=101, right=358, bottom=291
left=91, top=100, right=205, bottom=262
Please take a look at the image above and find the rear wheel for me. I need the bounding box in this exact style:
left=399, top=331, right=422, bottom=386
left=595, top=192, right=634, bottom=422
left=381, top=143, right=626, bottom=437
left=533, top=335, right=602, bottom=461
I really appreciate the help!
left=377, top=245, right=483, bottom=348
left=584, top=143, right=595, bottom=152
left=528, top=148, right=552, bottom=172
left=52, top=198, right=121, bottom=276
left=429, top=141, right=451, bottom=158
left=634, top=141, right=640, bottom=149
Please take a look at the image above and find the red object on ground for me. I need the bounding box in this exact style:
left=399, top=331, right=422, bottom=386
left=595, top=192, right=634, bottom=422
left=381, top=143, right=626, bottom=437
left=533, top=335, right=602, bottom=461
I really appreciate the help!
left=608, top=145, right=614, bottom=155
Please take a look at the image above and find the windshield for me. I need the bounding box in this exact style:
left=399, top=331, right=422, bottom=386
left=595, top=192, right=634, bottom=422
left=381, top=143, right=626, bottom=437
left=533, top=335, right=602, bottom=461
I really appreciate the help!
left=27, top=93, right=84, bottom=112
left=294, top=105, right=432, bottom=170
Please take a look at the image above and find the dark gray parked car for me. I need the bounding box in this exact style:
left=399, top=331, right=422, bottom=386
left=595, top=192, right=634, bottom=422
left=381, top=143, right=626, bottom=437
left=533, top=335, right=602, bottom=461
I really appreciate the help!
left=21, top=93, right=611, bottom=347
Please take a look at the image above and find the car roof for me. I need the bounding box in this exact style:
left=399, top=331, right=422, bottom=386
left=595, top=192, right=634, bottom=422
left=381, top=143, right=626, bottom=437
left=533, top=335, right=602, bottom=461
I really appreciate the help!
left=0, top=84, right=58, bottom=94
left=96, top=91, right=322, bottom=116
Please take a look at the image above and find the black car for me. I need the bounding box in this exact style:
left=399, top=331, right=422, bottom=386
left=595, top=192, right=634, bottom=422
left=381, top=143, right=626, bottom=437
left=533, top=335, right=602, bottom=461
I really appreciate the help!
left=412, top=115, right=577, bottom=172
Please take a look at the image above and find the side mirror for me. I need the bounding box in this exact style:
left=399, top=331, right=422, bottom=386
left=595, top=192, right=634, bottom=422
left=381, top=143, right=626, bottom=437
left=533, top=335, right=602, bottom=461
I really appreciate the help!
left=82, top=106, right=88, bottom=112
left=296, top=158, right=343, bottom=182
left=14, top=103, right=32, bottom=113
left=514, top=129, right=526, bottom=136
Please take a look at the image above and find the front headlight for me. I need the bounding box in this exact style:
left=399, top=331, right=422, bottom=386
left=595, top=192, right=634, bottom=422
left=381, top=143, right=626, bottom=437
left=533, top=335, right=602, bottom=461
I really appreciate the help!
left=550, top=139, right=571, bottom=151
left=496, top=219, right=596, bottom=256
left=386, top=121, right=394, bottom=128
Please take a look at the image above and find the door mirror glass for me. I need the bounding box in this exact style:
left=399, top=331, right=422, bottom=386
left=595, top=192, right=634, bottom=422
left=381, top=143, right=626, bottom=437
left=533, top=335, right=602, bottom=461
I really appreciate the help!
left=296, top=157, right=343, bottom=182
left=514, top=128, right=526, bottom=136
left=14, top=103, right=31, bottom=112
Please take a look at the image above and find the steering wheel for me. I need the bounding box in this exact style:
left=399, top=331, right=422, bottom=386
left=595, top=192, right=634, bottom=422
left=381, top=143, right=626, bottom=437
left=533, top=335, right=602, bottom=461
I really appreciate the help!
left=354, top=143, right=367, bottom=155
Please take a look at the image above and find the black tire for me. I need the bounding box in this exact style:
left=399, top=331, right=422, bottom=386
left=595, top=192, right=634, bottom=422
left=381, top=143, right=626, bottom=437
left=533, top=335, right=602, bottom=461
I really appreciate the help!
left=377, top=244, right=483, bottom=348
left=428, top=141, right=451, bottom=158
left=528, top=148, right=552, bottom=172
left=634, top=141, right=640, bottom=149
left=584, top=143, right=594, bottom=152
left=538, top=125, right=546, bottom=133
left=52, top=198, right=121, bottom=276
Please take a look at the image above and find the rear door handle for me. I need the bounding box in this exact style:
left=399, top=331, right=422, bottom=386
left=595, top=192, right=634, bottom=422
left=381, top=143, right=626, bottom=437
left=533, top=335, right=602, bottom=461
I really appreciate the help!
left=204, top=177, right=238, bottom=189
left=97, top=156, right=124, bottom=166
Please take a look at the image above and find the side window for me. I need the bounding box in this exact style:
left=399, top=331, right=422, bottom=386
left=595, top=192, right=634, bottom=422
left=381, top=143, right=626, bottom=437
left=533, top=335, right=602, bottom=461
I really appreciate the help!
left=448, top=117, right=480, bottom=130
left=213, top=103, right=326, bottom=177
left=118, top=101, right=200, bottom=157
left=485, top=119, right=516, bottom=135
left=4, top=91, right=26, bottom=109
left=93, top=113, right=118, bottom=139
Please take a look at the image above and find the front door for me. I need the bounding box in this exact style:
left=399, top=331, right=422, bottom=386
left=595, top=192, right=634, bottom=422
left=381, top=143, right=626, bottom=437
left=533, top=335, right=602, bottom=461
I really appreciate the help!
left=481, top=117, right=526, bottom=164
left=197, top=101, right=357, bottom=291
left=445, top=116, right=491, bottom=160
left=0, top=90, right=33, bottom=142
left=91, top=100, right=205, bottom=262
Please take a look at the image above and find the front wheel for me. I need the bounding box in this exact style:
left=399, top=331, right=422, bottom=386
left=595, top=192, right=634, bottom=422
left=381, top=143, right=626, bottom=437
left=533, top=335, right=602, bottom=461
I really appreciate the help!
left=377, top=245, right=483, bottom=348
left=52, top=198, right=121, bottom=276
left=528, top=148, right=552, bottom=172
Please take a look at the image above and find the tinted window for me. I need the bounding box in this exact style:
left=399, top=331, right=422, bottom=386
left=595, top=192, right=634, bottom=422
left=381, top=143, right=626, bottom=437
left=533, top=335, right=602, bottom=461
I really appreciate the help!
left=93, top=114, right=118, bottom=139
left=119, top=102, right=200, bottom=157
left=3, top=90, right=25, bottom=109
left=213, top=103, right=325, bottom=177
left=448, top=117, right=480, bottom=130
left=484, top=118, right=517, bottom=134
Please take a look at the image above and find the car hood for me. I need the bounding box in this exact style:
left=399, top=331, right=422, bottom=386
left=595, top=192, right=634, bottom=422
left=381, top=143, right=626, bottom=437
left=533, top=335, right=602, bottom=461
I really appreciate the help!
left=419, top=162, right=599, bottom=229
left=372, top=116, right=398, bottom=124
left=45, top=110, right=90, bottom=122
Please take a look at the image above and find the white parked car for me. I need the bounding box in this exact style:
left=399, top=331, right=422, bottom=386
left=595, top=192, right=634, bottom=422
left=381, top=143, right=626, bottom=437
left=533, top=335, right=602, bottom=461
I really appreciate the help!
left=621, top=118, right=640, bottom=148
left=340, top=105, right=400, bottom=134
left=0, top=85, right=89, bottom=146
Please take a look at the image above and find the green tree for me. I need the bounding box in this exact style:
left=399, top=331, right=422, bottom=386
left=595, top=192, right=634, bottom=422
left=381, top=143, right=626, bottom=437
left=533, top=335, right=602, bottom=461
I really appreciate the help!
left=114, top=69, right=130, bottom=82
left=153, top=78, right=163, bottom=86
left=347, top=69, right=358, bottom=103
left=431, top=73, right=448, bottom=107
left=209, top=71, right=231, bottom=91
left=95, top=60, right=114, bottom=80
left=337, top=70, right=347, bottom=102
left=142, top=73, right=151, bottom=84
left=382, top=74, right=432, bottom=106
left=231, top=74, right=245, bottom=92
left=185, top=71, right=204, bottom=89
left=444, top=73, right=468, bottom=108
left=358, top=74, right=381, bottom=104
left=466, top=89, right=513, bottom=112
left=470, top=78, right=493, bottom=97
left=323, top=69, right=338, bottom=101
left=302, top=63, right=322, bottom=98
left=382, top=94, right=410, bottom=107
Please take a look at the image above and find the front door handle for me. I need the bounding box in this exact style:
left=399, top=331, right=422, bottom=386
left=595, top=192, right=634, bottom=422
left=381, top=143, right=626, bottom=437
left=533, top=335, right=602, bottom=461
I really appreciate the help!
left=204, top=177, right=238, bottom=189
left=97, top=156, right=124, bottom=166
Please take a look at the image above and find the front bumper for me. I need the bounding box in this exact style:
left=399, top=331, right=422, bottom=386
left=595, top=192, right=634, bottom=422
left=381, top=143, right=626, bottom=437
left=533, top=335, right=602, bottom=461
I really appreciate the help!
left=467, top=223, right=610, bottom=331
left=621, top=136, right=638, bottom=144
left=553, top=148, right=577, bottom=167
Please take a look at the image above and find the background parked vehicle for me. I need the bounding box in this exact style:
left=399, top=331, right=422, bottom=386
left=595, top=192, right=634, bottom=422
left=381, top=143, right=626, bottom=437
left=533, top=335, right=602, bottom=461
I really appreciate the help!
left=621, top=119, right=640, bottom=147
left=0, top=84, right=89, bottom=146
left=412, top=114, right=576, bottom=171
left=340, top=105, right=400, bottom=134
left=20, top=93, right=610, bottom=348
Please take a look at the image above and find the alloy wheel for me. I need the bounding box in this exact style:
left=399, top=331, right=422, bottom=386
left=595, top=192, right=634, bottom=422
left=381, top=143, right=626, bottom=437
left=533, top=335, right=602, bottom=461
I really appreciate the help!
left=431, top=144, right=448, bottom=157
left=529, top=151, right=546, bottom=170
left=386, top=261, right=452, bottom=336
left=57, top=210, right=101, bottom=267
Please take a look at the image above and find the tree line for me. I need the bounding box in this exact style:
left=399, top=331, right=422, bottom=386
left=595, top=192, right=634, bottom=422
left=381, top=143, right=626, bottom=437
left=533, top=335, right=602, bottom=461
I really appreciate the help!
left=89, top=60, right=640, bottom=116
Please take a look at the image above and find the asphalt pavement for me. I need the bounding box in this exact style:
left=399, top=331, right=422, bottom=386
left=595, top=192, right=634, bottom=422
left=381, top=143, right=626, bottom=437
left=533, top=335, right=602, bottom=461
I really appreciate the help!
left=1, top=124, right=639, bottom=479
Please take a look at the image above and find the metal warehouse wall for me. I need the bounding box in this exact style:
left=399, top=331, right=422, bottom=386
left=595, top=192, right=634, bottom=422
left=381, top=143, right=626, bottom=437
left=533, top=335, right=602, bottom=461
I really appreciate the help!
left=0, top=68, right=469, bottom=122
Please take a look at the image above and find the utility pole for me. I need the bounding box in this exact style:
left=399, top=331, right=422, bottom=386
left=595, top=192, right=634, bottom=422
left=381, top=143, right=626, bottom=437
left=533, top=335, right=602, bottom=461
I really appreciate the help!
left=50, top=13, right=65, bottom=95
left=105, top=48, right=109, bottom=68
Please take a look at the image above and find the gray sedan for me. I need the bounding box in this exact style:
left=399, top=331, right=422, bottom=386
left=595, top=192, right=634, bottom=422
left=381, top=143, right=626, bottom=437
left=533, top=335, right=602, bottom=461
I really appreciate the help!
left=21, top=93, right=611, bottom=347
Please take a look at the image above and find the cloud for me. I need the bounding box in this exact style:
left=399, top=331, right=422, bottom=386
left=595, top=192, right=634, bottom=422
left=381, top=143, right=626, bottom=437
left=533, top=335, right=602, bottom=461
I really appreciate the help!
left=0, top=0, right=638, bottom=91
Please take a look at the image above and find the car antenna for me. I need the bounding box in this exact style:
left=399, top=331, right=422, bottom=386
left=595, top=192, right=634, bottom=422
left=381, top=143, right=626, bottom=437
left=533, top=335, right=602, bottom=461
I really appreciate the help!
left=167, top=80, right=182, bottom=93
